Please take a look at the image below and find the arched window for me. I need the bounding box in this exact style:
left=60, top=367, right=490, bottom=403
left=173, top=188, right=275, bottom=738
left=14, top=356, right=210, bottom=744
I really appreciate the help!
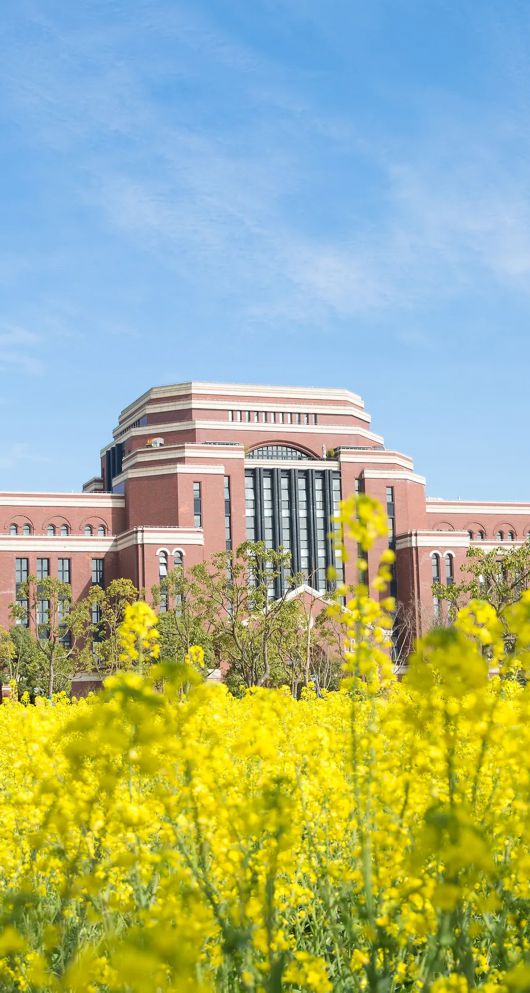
left=159, top=551, right=168, bottom=579
left=247, top=445, right=312, bottom=460
left=9, top=524, right=17, bottom=535
left=22, top=524, right=31, bottom=536
left=174, top=551, right=183, bottom=569
left=47, top=524, right=56, bottom=536
left=495, top=531, right=504, bottom=542
left=477, top=530, right=485, bottom=540
left=467, top=530, right=473, bottom=540
left=60, top=525, right=69, bottom=536
left=97, top=525, right=106, bottom=537
left=431, top=553, right=441, bottom=622
left=508, top=531, right=515, bottom=541
left=445, top=553, right=454, bottom=586
left=84, top=525, right=93, bottom=536
left=431, top=553, right=441, bottom=583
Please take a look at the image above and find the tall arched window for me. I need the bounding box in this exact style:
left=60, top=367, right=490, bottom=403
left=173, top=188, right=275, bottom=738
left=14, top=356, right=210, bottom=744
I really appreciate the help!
left=9, top=524, right=17, bottom=535
left=159, top=551, right=168, bottom=578
left=431, top=553, right=441, bottom=583
left=445, top=553, right=454, bottom=586
left=159, top=551, right=169, bottom=613
left=174, top=551, right=183, bottom=569
left=431, top=553, right=441, bottom=623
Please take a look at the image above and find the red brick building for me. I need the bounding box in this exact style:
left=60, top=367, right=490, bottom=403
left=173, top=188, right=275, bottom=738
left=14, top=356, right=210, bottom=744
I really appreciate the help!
left=2, top=381, right=530, bottom=652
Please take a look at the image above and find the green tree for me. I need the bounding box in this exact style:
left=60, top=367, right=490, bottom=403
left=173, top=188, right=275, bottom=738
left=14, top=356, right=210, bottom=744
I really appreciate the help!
left=10, top=577, right=92, bottom=697
left=189, top=541, right=305, bottom=690
left=433, top=540, right=530, bottom=639
left=151, top=567, right=216, bottom=673
left=87, top=578, right=139, bottom=672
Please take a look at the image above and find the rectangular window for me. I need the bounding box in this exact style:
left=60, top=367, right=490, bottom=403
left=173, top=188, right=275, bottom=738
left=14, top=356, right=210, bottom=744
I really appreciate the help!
left=15, top=557, right=29, bottom=586
left=58, top=598, right=71, bottom=646
left=92, top=558, right=104, bottom=586
left=193, top=482, right=202, bottom=527
left=298, top=472, right=310, bottom=576
left=37, top=598, right=49, bottom=627
left=58, top=558, right=71, bottom=584
left=315, top=472, right=327, bottom=591
left=36, top=558, right=50, bottom=581
left=263, top=471, right=274, bottom=549
left=386, top=486, right=395, bottom=540
left=245, top=473, right=256, bottom=541
left=224, top=476, right=232, bottom=551
left=332, top=473, right=344, bottom=585
left=15, top=558, right=29, bottom=626
left=280, top=472, right=292, bottom=582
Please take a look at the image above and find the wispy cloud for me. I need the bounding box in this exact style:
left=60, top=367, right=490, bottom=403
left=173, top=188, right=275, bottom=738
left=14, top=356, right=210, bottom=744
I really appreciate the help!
left=0, top=325, right=44, bottom=375
left=3, top=0, right=530, bottom=332
left=0, top=442, right=51, bottom=471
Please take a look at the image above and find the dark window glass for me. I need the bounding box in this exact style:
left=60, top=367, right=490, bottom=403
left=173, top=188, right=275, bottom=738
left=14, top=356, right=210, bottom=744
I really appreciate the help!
left=37, top=599, right=49, bottom=628
left=92, top=559, right=104, bottom=586
left=58, top=558, right=71, bottom=584
left=245, top=473, right=256, bottom=541
left=193, top=482, right=202, bottom=528
left=445, top=553, right=454, bottom=585
left=16, top=558, right=29, bottom=586
left=224, top=476, right=232, bottom=551
left=15, top=558, right=29, bottom=626
left=431, top=554, right=441, bottom=583
left=247, top=445, right=311, bottom=461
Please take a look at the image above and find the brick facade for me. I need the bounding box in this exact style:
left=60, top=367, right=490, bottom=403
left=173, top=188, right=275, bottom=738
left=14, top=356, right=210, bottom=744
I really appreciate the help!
left=2, top=381, right=530, bottom=648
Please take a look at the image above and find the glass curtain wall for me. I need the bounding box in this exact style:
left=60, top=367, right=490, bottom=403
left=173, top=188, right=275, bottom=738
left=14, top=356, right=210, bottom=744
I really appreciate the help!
left=245, top=468, right=341, bottom=595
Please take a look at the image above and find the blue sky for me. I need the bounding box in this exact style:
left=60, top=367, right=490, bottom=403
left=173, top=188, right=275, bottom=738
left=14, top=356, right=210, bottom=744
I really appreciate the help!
left=2, top=0, right=530, bottom=499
